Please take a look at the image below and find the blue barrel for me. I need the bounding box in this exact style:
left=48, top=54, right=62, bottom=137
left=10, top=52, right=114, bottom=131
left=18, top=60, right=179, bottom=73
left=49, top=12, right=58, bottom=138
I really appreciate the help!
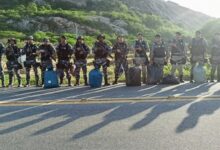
left=89, top=69, right=103, bottom=88
left=44, top=70, right=59, bottom=88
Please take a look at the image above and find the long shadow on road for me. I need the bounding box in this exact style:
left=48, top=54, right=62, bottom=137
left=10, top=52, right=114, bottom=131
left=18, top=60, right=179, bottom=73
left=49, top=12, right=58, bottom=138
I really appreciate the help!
left=72, top=101, right=190, bottom=140
left=176, top=100, right=220, bottom=133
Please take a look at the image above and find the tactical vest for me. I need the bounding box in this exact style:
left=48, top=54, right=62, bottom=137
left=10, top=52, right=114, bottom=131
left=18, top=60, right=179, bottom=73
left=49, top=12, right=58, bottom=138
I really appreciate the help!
left=94, top=42, right=109, bottom=59
left=114, top=42, right=128, bottom=60
left=23, top=44, right=37, bottom=60
left=57, top=43, right=72, bottom=61
left=191, top=38, right=205, bottom=56
left=135, top=40, right=148, bottom=57
left=39, top=44, right=54, bottom=61
left=171, top=39, right=185, bottom=56
left=6, top=46, right=20, bottom=61
left=75, top=43, right=89, bottom=60
left=153, top=42, right=166, bottom=58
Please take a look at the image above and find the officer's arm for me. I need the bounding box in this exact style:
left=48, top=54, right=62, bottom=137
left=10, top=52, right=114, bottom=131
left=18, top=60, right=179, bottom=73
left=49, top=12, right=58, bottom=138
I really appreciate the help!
left=50, top=45, right=57, bottom=61
left=85, top=45, right=90, bottom=55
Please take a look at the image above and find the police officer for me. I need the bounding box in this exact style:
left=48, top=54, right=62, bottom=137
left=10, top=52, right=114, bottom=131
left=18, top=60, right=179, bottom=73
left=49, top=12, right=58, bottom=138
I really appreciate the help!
left=0, top=42, right=5, bottom=87
left=73, top=36, right=90, bottom=86
left=5, top=38, right=22, bottom=88
left=56, top=35, right=73, bottom=86
left=92, top=34, right=112, bottom=86
left=189, top=31, right=207, bottom=83
left=112, top=35, right=129, bottom=85
left=22, top=36, right=40, bottom=87
left=38, top=38, right=56, bottom=86
left=170, top=32, right=186, bottom=82
left=210, top=33, right=220, bottom=82
left=150, top=34, right=169, bottom=80
left=134, top=33, right=149, bottom=84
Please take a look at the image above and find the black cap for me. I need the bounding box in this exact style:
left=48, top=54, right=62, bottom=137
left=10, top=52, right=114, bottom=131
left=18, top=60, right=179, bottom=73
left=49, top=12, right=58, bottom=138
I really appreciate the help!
left=137, top=33, right=143, bottom=36
left=155, top=34, right=161, bottom=38
left=176, top=32, right=181, bottom=36
left=77, top=36, right=84, bottom=40
left=43, top=38, right=49, bottom=42
left=27, top=36, right=34, bottom=40
left=8, top=38, right=17, bottom=44
left=60, top=35, right=67, bottom=40
left=196, top=31, right=201, bottom=35
left=97, top=34, right=105, bottom=40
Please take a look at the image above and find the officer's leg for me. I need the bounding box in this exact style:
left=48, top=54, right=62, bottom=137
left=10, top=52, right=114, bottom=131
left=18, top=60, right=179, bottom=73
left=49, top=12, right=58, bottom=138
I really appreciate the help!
left=103, top=64, right=110, bottom=86
left=217, top=64, right=220, bottom=82
left=59, top=69, right=65, bottom=85
left=65, top=67, right=72, bottom=86
left=25, top=66, right=31, bottom=86
left=33, top=65, right=39, bottom=86
left=211, top=64, right=217, bottom=82
left=41, top=66, right=46, bottom=86
left=190, top=62, right=196, bottom=82
left=178, top=64, right=184, bottom=82
left=15, top=68, right=22, bottom=87
left=74, top=64, right=80, bottom=86
left=113, top=61, right=120, bottom=84
left=0, top=65, right=5, bottom=87
left=171, top=64, right=177, bottom=76
left=7, top=62, right=14, bottom=87
left=142, top=64, right=147, bottom=84
left=82, top=64, right=88, bottom=86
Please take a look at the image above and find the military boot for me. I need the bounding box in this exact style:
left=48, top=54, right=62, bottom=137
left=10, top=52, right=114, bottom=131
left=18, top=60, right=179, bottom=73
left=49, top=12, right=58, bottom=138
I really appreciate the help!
left=104, top=75, right=110, bottom=86
left=179, top=75, right=184, bottom=83
left=84, top=75, right=88, bottom=86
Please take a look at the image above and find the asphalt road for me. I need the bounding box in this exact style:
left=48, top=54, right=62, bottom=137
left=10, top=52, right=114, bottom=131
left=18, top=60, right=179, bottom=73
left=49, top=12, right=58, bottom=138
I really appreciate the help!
left=1, top=83, right=220, bottom=150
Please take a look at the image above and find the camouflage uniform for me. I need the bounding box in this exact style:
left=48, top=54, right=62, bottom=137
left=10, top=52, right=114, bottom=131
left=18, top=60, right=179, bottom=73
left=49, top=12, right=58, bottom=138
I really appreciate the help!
left=134, top=40, right=149, bottom=83
left=23, top=43, right=39, bottom=86
left=0, top=43, right=5, bottom=87
left=74, top=42, right=90, bottom=86
left=38, top=44, right=56, bottom=85
left=112, top=41, right=129, bottom=84
left=56, top=43, right=73, bottom=86
left=92, top=41, right=111, bottom=86
left=170, top=38, right=186, bottom=82
left=210, top=39, right=220, bottom=82
left=189, top=38, right=207, bottom=82
left=5, top=44, right=22, bottom=87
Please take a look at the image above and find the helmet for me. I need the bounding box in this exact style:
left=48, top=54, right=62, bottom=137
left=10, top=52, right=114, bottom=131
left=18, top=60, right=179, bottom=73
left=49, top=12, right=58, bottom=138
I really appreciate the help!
left=97, top=34, right=105, bottom=40
left=77, top=36, right=84, bottom=41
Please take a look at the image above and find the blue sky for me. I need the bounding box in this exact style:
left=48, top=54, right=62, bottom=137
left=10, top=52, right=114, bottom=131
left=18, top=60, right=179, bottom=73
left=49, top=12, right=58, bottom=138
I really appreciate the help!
left=167, top=0, right=220, bottom=18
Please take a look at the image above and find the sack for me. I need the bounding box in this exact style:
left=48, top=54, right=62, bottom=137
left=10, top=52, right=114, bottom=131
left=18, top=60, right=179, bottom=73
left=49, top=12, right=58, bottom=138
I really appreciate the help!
left=161, top=75, right=180, bottom=85
left=193, top=64, right=207, bottom=83
left=89, top=68, right=103, bottom=88
left=126, top=66, right=141, bottom=86
left=44, top=70, right=59, bottom=88
left=147, top=64, right=163, bottom=85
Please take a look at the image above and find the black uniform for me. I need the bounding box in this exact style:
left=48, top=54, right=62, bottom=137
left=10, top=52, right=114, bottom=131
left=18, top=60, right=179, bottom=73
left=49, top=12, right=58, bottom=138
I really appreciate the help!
left=23, top=43, right=39, bottom=86
left=112, top=41, right=129, bottom=84
left=38, top=44, right=56, bottom=85
left=134, top=40, right=149, bottom=83
left=74, top=42, right=90, bottom=86
left=56, top=43, right=73, bottom=86
left=5, top=44, right=22, bottom=87
left=0, top=43, right=5, bottom=87
left=92, top=41, right=111, bottom=85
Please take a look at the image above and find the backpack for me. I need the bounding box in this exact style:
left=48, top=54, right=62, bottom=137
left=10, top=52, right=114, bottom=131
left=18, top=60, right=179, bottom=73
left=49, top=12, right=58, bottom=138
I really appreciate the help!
left=161, top=75, right=180, bottom=85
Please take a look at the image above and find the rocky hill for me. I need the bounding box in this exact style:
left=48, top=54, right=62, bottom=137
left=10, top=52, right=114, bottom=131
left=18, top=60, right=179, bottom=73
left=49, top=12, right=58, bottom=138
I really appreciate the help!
left=0, top=0, right=213, bottom=45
